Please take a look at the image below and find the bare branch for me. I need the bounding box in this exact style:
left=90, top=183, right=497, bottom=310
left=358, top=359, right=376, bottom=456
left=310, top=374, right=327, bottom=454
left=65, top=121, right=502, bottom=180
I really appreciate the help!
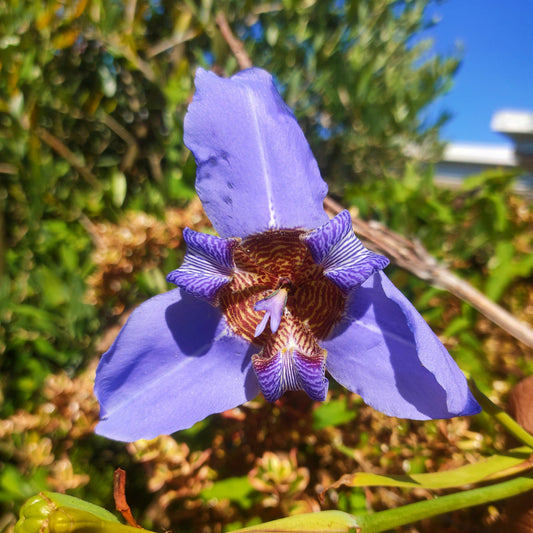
left=215, top=12, right=253, bottom=70
left=146, top=28, right=201, bottom=59
left=36, top=127, right=101, bottom=190
left=124, top=0, right=137, bottom=35
left=0, top=163, right=17, bottom=174
left=100, top=114, right=139, bottom=172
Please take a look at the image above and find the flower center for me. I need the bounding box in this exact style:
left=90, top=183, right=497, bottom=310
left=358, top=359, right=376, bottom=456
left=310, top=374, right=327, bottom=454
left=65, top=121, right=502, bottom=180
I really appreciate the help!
left=218, top=229, right=346, bottom=349
left=217, top=229, right=347, bottom=402
left=168, top=211, right=390, bottom=403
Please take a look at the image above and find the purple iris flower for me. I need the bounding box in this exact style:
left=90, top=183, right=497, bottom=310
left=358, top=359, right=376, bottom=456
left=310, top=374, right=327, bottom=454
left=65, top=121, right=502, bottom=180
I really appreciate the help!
left=95, top=68, right=480, bottom=442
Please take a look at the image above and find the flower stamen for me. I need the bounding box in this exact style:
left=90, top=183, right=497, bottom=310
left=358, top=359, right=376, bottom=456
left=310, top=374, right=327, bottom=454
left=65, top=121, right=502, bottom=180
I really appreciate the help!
left=254, top=287, right=289, bottom=337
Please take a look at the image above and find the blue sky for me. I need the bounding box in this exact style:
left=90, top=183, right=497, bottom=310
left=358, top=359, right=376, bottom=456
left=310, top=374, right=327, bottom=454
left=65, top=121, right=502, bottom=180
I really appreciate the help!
left=424, top=0, right=533, bottom=146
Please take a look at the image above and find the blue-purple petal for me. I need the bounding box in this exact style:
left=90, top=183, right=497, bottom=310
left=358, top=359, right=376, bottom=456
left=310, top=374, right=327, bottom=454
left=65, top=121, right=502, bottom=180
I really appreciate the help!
left=322, top=272, right=481, bottom=419
left=293, top=349, right=329, bottom=401
left=252, top=347, right=328, bottom=402
left=301, top=210, right=389, bottom=293
left=252, top=351, right=286, bottom=402
left=95, top=289, right=260, bottom=441
left=184, top=68, right=329, bottom=238
left=167, top=228, right=238, bottom=303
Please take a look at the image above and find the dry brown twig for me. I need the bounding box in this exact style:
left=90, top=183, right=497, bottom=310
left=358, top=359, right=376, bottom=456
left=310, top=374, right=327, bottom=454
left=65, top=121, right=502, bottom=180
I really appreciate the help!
left=215, top=12, right=253, bottom=70
left=215, top=13, right=533, bottom=349
left=36, top=127, right=101, bottom=190
left=114, top=468, right=142, bottom=528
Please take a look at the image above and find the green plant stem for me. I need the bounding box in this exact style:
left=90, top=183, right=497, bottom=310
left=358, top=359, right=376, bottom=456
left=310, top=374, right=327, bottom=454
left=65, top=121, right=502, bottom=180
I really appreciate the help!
left=469, top=378, right=533, bottom=448
left=355, top=475, right=533, bottom=533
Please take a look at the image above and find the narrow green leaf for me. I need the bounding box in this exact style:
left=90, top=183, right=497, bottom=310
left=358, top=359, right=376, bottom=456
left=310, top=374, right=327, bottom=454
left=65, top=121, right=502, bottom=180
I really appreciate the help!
left=354, top=475, right=533, bottom=533
left=327, top=447, right=533, bottom=491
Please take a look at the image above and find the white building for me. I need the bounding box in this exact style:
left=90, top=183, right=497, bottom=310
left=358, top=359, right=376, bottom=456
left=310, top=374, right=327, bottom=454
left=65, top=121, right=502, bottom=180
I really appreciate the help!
left=434, top=110, right=533, bottom=196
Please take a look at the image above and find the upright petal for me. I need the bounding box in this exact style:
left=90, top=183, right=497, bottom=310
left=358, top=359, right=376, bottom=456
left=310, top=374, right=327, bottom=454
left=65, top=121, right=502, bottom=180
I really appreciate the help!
left=301, top=210, right=389, bottom=292
left=167, top=228, right=238, bottom=303
left=323, top=272, right=480, bottom=419
left=95, top=289, right=260, bottom=442
left=184, top=68, right=329, bottom=238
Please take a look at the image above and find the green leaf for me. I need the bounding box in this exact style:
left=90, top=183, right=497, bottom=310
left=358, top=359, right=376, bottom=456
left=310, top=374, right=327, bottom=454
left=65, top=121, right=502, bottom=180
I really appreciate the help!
left=461, top=168, right=518, bottom=192
left=312, top=398, right=357, bottom=430
left=353, top=474, right=533, bottom=533
left=40, top=492, right=121, bottom=523
left=485, top=241, right=533, bottom=301
left=111, top=170, right=127, bottom=207
left=327, top=447, right=533, bottom=491
left=0, top=466, right=48, bottom=502
left=232, top=510, right=359, bottom=532
left=200, top=477, right=254, bottom=509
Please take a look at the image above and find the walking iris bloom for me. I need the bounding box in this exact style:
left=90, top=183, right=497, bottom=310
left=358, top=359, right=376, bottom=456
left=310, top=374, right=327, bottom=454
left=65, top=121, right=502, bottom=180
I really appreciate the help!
left=95, top=68, right=480, bottom=442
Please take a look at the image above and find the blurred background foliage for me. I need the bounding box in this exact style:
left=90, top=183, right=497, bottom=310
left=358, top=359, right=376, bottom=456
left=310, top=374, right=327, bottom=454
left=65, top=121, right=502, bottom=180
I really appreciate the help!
left=0, top=0, right=531, bottom=531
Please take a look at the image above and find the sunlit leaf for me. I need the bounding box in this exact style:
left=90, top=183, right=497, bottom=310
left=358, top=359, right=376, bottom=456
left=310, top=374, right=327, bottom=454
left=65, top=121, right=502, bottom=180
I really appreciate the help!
left=16, top=492, right=156, bottom=533
left=352, top=474, right=533, bottom=532
left=200, top=477, right=254, bottom=509
left=111, top=171, right=127, bottom=207
left=52, top=29, right=81, bottom=50
left=312, top=398, right=357, bottom=430
left=232, top=510, right=359, bottom=532
left=39, top=492, right=121, bottom=523
left=327, top=447, right=533, bottom=491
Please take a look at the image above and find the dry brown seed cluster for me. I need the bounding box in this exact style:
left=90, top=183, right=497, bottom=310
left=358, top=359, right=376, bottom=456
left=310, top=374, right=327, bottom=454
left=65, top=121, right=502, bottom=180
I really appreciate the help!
left=248, top=448, right=318, bottom=515
left=86, top=198, right=208, bottom=314
left=127, top=436, right=213, bottom=529
left=0, top=361, right=98, bottom=493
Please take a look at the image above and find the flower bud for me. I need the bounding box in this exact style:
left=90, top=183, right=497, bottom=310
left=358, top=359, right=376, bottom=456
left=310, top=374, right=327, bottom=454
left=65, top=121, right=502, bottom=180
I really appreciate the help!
left=15, top=492, right=152, bottom=533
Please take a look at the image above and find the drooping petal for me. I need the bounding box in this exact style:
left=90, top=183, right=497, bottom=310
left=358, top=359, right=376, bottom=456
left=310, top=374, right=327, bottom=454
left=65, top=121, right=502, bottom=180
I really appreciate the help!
left=301, top=210, right=389, bottom=293
left=95, top=289, right=260, bottom=442
left=166, top=228, right=238, bottom=303
left=322, top=272, right=481, bottom=419
left=184, top=68, right=329, bottom=238
left=252, top=346, right=328, bottom=402
left=293, top=349, right=329, bottom=401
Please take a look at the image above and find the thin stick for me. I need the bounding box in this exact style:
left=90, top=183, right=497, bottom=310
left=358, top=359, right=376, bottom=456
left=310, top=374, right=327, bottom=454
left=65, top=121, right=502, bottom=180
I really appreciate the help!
left=215, top=12, right=253, bottom=70
left=114, top=468, right=142, bottom=528
left=36, top=127, right=101, bottom=190
left=146, top=28, right=200, bottom=59
left=100, top=114, right=139, bottom=172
